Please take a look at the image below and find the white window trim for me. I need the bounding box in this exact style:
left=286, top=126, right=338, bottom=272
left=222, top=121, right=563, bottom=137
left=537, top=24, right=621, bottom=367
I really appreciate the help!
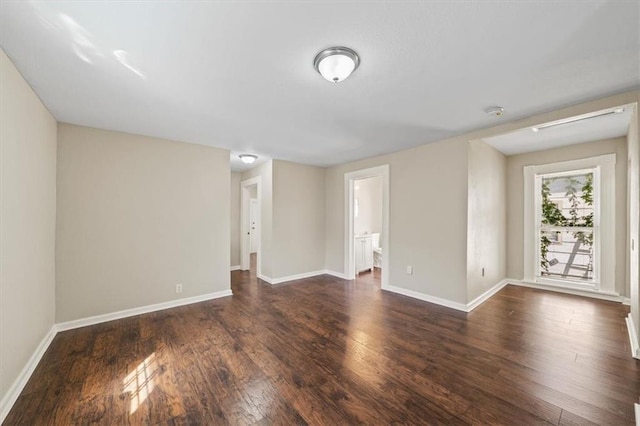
left=523, top=154, right=617, bottom=295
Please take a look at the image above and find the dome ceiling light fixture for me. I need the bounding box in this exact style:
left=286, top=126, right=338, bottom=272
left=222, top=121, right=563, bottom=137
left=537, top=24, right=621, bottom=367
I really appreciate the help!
left=313, top=46, right=360, bottom=83
left=239, top=154, right=258, bottom=164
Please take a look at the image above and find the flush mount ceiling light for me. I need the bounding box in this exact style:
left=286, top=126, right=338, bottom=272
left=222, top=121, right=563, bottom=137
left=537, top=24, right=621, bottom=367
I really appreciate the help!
left=239, top=154, right=257, bottom=164
left=531, top=107, right=625, bottom=132
left=313, top=46, right=360, bottom=83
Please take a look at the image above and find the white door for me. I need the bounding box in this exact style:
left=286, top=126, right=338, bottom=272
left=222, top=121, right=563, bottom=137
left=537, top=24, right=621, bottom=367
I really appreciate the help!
left=249, top=199, right=258, bottom=253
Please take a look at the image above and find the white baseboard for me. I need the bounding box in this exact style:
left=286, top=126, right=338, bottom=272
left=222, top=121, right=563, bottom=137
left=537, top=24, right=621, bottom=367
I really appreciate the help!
left=623, top=297, right=631, bottom=306
left=508, top=278, right=626, bottom=303
left=230, top=265, right=241, bottom=271
left=323, top=270, right=349, bottom=280
left=635, top=403, right=640, bottom=426
left=466, top=279, right=509, bottom=312
left=257, top=273, right=273, bottom=284
left=260, top=270, right=349, bottom=283
left=56, top=289, right=233, bottom=332
left=383, top=279, right=509, bottom=313
left=0, top=325, right=57, bottom=424
left=383, top=284, right=469, bottom=312
left=268, top=270, right=327, bottom=285
left=625, top=313, right=640, bottom=360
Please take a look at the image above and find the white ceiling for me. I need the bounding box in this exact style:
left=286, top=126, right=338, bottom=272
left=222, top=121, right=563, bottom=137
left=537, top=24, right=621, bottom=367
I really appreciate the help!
left=482, top=105, right=634, bottom=156
left=1, top=1, right=638, bottom=171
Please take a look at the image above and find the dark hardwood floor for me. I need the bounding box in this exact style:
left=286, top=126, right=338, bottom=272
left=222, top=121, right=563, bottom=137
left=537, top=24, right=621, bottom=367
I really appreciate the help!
left=5, top=258, right=639, bottom=425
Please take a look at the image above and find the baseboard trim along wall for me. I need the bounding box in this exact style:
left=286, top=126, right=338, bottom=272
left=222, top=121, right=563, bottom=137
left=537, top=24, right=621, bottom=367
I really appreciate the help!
left=0, top=325, right=57, bottom=423
left=508, top=279, right=627, bottom=303
left=383, top=284, right=469, bottom=311
left=258, top=270, right=348, bottom=285
left=230, top=265, right=241, bottom=271
left=56, top=289, right=233, bottom=332
left=466, top=279, right=509, bottom=312
left=383, top=279, right=508, bottom=313
left=625, top=314, right=640, bottom=360
left=324, top=270, right=349, bottom=280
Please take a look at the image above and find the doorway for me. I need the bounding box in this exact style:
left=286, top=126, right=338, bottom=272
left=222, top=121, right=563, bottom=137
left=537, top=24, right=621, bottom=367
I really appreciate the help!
left=344, top=165, right=390, bottom=289
left=353, top=175, right=383, bottom=284
left=249, top=198, right=258, bottom=254
left=241, top=176, right=261, bottom=275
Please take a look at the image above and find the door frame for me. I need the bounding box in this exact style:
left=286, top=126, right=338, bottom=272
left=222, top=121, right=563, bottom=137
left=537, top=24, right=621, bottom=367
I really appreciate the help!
left=249, top=198, right=258, bottom=253
left=344, top=165, right=390, bottom=289
left=241, top=176, right=261, bottom=273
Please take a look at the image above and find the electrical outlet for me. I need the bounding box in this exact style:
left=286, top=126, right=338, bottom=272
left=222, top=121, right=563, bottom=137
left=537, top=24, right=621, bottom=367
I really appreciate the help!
left=176, top=283, right=183, bottom=293
left=406, top=265, right=413, bottom=275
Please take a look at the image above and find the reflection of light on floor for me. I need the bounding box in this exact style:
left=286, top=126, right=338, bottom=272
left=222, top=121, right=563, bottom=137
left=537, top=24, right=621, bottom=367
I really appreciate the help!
left=123, top=353, right=158, bottom=414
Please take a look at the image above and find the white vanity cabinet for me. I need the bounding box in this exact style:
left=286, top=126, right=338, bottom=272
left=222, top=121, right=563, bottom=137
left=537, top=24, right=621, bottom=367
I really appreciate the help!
left=355, top=235, right=374, bottom=274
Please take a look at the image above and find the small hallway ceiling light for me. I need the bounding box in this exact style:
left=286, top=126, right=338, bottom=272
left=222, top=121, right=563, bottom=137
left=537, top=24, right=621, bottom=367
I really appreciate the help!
left=314, top=46, right=360, bottom=83
left=239, top=154, right=257, bottom=164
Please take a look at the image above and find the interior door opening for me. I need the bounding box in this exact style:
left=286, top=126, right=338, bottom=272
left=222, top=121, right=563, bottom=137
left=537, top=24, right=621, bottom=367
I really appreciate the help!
left=241, top=177, right=261, bottom=276
left=345, top=165, right=390, bottom=290
left=353, top=176, right=383, bottom=285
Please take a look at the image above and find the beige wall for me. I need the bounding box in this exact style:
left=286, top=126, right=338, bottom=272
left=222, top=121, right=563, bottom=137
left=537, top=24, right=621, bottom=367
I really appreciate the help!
left=506, top=137, right=628, bottom=295
left=272, top=160, right=326, bottom=278
left=0, top=50, right=57, bottom=403
left=467, top=140, right=507, bottom=302
left=230, top=172, right=241, bottom=267
left=242, top=161, right=273, bottom=278
left=326, top=91, right=639, bottom=306
left=241, top=160, right=325, bottom=280
left=325, top=138, right=470, bottom=303
left=56, top=124, right=231, bottom=322
left=354, top=176, right=382, bottom=236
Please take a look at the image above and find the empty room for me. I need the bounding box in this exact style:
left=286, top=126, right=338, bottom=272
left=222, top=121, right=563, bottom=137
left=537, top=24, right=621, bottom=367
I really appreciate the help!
left=1, top=1, right=640, bottom=424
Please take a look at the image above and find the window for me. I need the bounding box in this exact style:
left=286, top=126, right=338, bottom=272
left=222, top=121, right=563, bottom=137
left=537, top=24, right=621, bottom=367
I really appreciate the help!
left=538, top=170, right=596, bottom=282
left=523, top=154, right=616, bottom=295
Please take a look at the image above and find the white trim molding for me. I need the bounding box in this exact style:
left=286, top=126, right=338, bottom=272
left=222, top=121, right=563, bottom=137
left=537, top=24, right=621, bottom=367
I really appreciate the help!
left=230, top=265, right=241, bottom=271
left=383, top=285, right=469, bottom=312
left=261, top=270, right=330, bottom=285
left=383, top=279, right=509, bottom=313
left=625, top=313, right=640, bottom=360
left=324, top=270, right=349, bottom=280
left=0, top=325, right=57, bottom=423
left=508, top=278, right=627, bottom=303
left=466, top=280, right=509, bottom=312
left=634, top=403, right=640, bottom=426
left=257, top=273, right=273, bottom=284
left=56, top=289, right=232, bottom=332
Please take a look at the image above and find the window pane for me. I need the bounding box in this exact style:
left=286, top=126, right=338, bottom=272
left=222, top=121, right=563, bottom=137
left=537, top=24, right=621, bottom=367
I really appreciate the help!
left=541, top=173, right=594, bottom=227
left=540, top=229, right=593, bottom=281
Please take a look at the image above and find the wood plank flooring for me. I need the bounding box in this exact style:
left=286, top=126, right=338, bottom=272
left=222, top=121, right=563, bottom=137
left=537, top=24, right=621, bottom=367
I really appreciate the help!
left=5, top=262, right=639, bottom=425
